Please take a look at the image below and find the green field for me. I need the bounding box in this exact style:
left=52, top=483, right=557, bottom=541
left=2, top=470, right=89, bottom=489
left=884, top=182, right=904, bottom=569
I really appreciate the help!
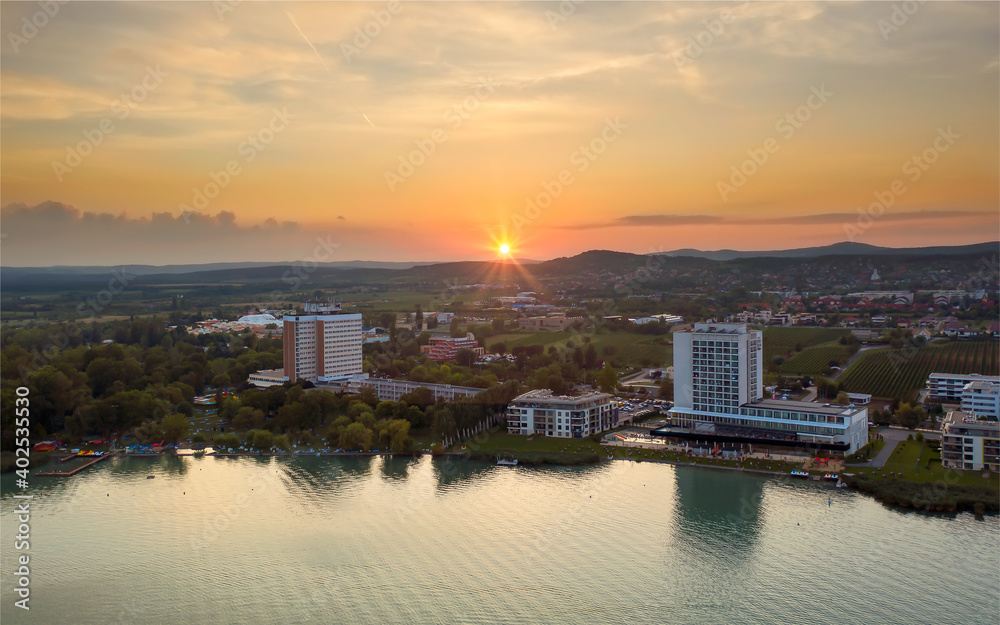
left=778, top=344, right=853, bottom=375
left=838, top=340, right=1000, bottom=401
left=853, top=439, right=999, bottom=489
left=486, top=330, right=672, bottom=368
left=762, top=327, right=852, bottom=361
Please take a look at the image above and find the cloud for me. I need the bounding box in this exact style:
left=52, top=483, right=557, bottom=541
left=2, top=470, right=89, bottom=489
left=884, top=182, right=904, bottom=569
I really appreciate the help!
left=552, top=210, right=992, bottom=230
left=0, top=201, right=325, bottom=266
left=554, top=214, right=723, bottom=230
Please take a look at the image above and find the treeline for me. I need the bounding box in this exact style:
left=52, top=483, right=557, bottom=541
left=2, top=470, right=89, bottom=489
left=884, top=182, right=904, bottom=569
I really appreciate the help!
left=0, top=318, right=281, bottom=449
left=208, top=379, right=523, bottom=453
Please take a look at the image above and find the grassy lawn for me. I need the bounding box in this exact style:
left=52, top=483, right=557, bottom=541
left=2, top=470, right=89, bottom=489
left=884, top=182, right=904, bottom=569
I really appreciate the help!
left=853, top=440, right=999, bottom=489
left=486, top=330, right=672, bottom=369
left=844, top=437, right=885, bottom=463
left=459, top=431, right=604, bottom=455
left=451, top=429, right=811, bottom=473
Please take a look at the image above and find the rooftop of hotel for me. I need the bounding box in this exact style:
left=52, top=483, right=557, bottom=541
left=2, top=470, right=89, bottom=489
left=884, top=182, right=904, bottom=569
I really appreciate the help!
left=689, top=322, right=754, bottom=334
left=745, top=398, right=866, bottom=416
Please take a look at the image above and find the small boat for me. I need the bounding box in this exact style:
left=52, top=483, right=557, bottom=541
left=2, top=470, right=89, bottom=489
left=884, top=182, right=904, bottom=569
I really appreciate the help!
left=496, top=457, right=518, bottom=466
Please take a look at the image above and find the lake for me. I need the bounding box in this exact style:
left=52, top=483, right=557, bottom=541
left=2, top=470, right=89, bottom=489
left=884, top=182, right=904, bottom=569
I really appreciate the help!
left=2, top=455, right=997, bottom=624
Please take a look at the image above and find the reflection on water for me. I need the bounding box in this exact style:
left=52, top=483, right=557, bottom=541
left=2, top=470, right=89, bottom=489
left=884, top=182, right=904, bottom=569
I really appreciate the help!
left=430, top=456, right=496, bottom=489
left=379, top=455, right=419, bottom=480
left=672, top=466, right=765, bottom=552
left=0, top=456, right=997, bottom=625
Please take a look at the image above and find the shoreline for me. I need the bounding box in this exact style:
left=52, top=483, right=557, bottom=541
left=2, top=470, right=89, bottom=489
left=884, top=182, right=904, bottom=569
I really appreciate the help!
left=27, top=448, right=998, bottom=515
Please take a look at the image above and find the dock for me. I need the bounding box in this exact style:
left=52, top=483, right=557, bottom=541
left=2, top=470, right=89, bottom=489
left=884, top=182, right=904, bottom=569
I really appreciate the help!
left=37, top=451, right=118, bottom=477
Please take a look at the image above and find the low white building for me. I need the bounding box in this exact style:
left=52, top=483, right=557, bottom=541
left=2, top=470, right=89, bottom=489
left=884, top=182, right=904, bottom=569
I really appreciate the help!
left=247, top=369, right=286, bottom=388
left=940, top=411, right=1000, bottom=472
left=507, top=389, right=616, bottom=438
left=927, top=373, right=1000, bottom=402
left=961, top=381, right=1000, bottom=419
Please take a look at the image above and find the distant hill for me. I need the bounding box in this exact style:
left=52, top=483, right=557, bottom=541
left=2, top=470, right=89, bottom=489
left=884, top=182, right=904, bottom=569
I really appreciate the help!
left=658, top=241, right=998, bottom=261
left=0, top=260, right=437, bottom=286
left=1, top=259, right=436, bottom=276
left=2, top=242, right=995, bottom=288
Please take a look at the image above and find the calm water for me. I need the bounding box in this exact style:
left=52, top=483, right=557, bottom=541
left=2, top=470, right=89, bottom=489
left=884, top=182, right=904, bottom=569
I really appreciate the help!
left=2, top=455, right=998, bottom=625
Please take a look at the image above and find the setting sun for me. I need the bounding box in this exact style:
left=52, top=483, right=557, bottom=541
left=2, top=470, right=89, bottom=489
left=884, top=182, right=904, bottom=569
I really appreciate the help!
left=499, top=244, right=510, bottom=255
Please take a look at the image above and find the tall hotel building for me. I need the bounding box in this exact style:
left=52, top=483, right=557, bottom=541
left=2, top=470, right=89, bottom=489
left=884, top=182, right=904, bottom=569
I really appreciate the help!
left=667, top=323, right=868, bottom=454
left=283, top=302, right=363, bottom=383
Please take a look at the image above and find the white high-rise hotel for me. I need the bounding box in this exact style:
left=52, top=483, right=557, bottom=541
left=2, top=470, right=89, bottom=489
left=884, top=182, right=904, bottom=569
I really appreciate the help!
left=670, top=323, right=868, bottom=454
left=283, top=302, right=362, bottom=383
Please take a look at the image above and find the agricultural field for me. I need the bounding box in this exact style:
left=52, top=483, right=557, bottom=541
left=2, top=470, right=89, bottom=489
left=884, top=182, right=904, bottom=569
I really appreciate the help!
left=762, top=327, right=852, bottom=361
left=838, top=340, right=1000, bottom=401
left=487, top=330, right=673, bottom=369
left=778, top=344, right=853, bottom=375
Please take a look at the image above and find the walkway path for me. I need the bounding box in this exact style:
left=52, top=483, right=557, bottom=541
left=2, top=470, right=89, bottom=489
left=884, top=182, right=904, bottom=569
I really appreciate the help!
left=866, top=427, right=927, bottom=468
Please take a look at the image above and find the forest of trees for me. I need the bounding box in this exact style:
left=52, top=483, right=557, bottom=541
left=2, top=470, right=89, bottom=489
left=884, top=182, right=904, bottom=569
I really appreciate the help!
left=0, top=317, right=523, bottom=454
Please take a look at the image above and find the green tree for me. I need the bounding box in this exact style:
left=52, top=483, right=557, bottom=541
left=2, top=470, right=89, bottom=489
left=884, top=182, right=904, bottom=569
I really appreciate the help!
left=375, top=400, right=399, bottom=420
left=250, top=429, right=274, bottom=451
left=584, top=344, right=598, bottom=370
left=340, top=422, right=373, bottom=451
left=161, top=413, right=189, bottom=443
left=895, top=402, right=926, bottom=429
left=455, top=348, right=477, bottom=367
left=658, top=375, right=673, bottom=400
left=232, top=407, right=265, bottom=430
left=833, top=391, right=850, bottom=405
left=597, top=364, right=619, bottom=394
left=211, top=373, right=231, bottom=389
left=432, top=407, right=456, bottom=441
left=326, top=416, right=352, bottom=445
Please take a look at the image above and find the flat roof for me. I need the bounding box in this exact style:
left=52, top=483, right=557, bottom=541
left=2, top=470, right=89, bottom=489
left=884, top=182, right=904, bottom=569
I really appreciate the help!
left=512, top=389, right=612, bottom=404
left=929, top=373, right=1000, bottom=381
left=746, top=398, right=865, bottom=416
left=942, top=411, right=1000, bottom=431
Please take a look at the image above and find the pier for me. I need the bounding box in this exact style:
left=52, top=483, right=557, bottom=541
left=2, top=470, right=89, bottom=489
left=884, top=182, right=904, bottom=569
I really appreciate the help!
left=37, top=451, right=118, bottom=477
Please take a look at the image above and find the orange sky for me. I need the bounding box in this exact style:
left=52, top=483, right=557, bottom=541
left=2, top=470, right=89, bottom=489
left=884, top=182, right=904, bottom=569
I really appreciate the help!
left=1, top=2, right=997, bottom=265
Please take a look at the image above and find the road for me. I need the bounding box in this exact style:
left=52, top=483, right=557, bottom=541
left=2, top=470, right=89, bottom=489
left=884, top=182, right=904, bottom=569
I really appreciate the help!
left=829, top=343, right=893, bottom=381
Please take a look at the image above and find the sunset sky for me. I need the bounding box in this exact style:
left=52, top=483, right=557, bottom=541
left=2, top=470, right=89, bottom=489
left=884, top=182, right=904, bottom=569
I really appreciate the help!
left=1, top=1, right=997, bottom=266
